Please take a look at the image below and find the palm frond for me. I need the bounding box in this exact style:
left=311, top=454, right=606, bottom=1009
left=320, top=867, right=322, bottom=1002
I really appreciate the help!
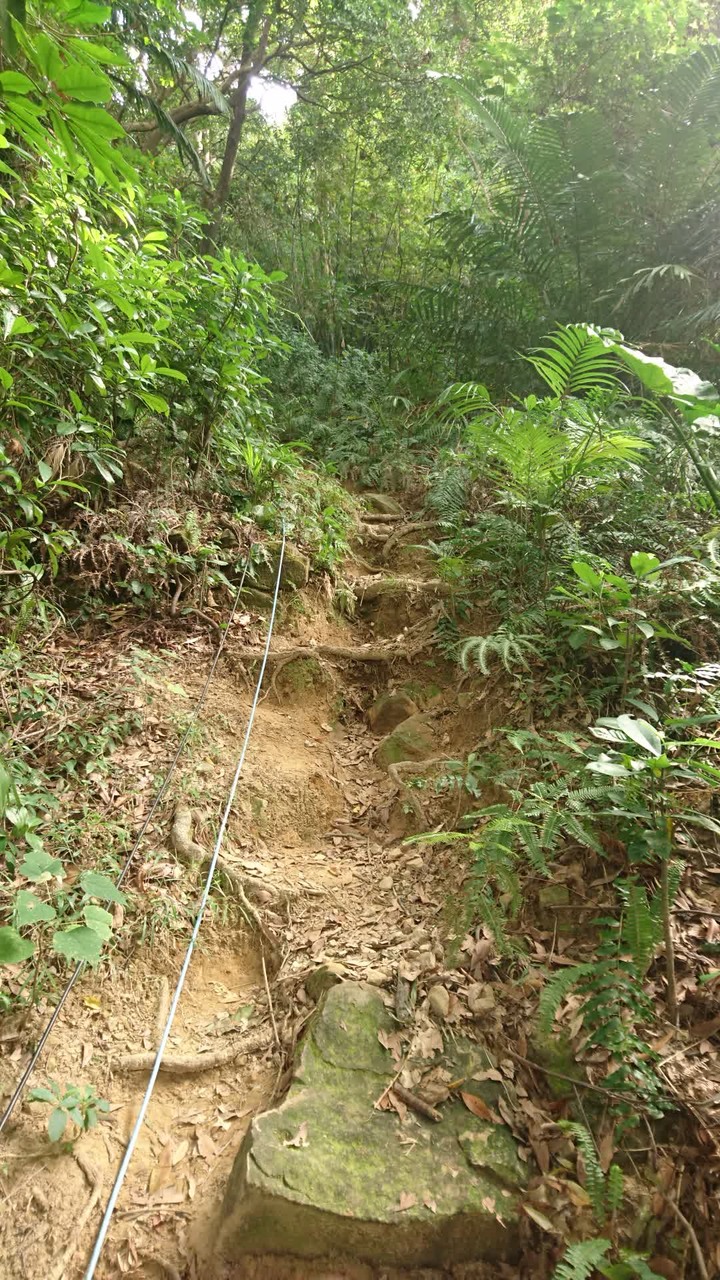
left=527, top=325, right=622, bottom=398
left=146, top=44, right=231, bottom=117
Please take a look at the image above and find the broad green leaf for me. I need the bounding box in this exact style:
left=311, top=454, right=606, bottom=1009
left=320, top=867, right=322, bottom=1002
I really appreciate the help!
left=587, top=759, right=631, bottom=777
left=80, top=870, right=126, bottom=904
left=0, top=367, right=13, bottom=390
left=572, top=560, right=604, bottom=591
left=3, top=309, right=36, bottom=338
left=0, top=70, right=34, bottom=95
left=28, top=1086, right=57, bottom=1104
left=52, top=925, right=102, bottom=966
left=19, top=846, right=64, bottom=883
left=54, top=62, right=112, bottom=103
left=67, top=37, right=130, bottom=69
left=630, top=551, right=661, bottom=581
left=83, top=903, right=113, bottom=940
left=616, top=715, right=663, bottom=757
left=66, top=2, right=112, bottom=26
left=143, top=230, right=168, bottom=243
left=63, top=103, right=125, bottom=139
left=15, top=889, right=56, bottom=927
left=137, top=391, right=170, bottom=415
left=31, top=32, right=63, bottom=80
left=37, top=459, right=53, bottom=483
left=636, top=620, right=655, bottom=638
left=47, top=1107, right=68, bottom=1142
left=0, top=926, right=34, bottom=964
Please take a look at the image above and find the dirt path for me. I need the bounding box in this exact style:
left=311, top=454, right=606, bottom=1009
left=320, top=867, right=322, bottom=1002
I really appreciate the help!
left=1, top=505, right=489, bottom=1280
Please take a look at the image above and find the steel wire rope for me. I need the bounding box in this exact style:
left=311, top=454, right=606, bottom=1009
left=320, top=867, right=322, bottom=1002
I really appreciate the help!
left=0, top=551, right=253, bottom=1135
left=84, top=526, right=286, bottom=1279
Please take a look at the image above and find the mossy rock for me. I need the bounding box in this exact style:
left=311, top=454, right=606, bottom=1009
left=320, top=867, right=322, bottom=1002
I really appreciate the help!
left=375, top=713, right=436, bottom=770
left=368, top=691, right=418, bottom=736
left=363, top=493, right=405, bottom=516
left=528, top=1029, right=583, bottom=1100
left=239, top=586, right=273, bottom=611
left=254, top=541, right=309, bottom=591
left=219, top=983, right=526, bottom=1268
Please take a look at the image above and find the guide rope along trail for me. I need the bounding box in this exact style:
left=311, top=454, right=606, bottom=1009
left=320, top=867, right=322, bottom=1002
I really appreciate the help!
left=83, top=526, right=286, bottom=1279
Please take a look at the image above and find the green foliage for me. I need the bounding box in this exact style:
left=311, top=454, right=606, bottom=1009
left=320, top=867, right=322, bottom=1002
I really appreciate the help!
left=28, top=1078, right=108, bottom=1144
left=558, top=1122, right=623, bottom=1226
left=527, top=327, right=622, bottom=398
left=460, top=626, right=542, bottom=675
left=552, top=1238, right=613, bottom=1280
left=553, top=1240, right=664, bottom=1280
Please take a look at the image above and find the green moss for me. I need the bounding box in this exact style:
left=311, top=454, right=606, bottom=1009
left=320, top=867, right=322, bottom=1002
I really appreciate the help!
left=375, top=714, right=436, bottom=769
left=220, top=983, right=528, bottom=1268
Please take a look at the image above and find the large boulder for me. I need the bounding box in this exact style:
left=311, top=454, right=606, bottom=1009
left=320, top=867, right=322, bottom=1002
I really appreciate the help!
left=254, top=541, right=309, bottom=592
left=218, top=983, right=526, bottom=1269
left=367, top=691, right=418, bottom=736
left=374, top=713, right=436, bottom=770
left=363, top=493, right=405, bottom=517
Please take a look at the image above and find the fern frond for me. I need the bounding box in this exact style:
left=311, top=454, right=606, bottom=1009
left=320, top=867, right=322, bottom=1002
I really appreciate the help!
left=605, top=1163, right=624, bottom=1217
left=559, top=1122, right=607, bottom=1224
left=619, top=879, right=661, bottom=973
left=538, top=963, right=596, bottom=1034
left=461, top=629, right=541, bottom=675
left=560, top=811, right=604, bottom=855
left=552, top=1238, right=612, bottom=1280
left=426, top=465, right=469, bottom=524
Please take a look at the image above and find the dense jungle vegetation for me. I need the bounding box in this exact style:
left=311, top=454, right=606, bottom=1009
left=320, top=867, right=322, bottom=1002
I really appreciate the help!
left=3, top=1, right=720, bottom=1276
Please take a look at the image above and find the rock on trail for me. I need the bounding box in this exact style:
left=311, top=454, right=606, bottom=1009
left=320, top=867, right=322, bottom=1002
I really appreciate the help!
left=217, top=982, right=527, bottom=1269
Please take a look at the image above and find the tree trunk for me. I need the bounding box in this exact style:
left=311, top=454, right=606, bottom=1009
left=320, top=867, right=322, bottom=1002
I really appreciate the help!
left=199, top=1, right=273, bottom=255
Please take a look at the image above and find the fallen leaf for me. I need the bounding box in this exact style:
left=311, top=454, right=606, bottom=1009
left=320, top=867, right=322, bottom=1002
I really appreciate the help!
left=283, top=1121, right=309, bottom=1148
left=460, top=1091, right=502, bottom=1123
left=530, top=1139, right=550, bottom=1174
left=81, top=1042, right=94, bottom=1068
left=392, top=1191, right=418, bottom=1212
left=196, top=1130, right=216, bottom=1160
left=423, top=1192, right=437, bottom=1213
left=482, top=1195, right=497, bottom=1214
left=171, top=1139, right=189, bottom=1166
left=523, top=1203, right=561, bottom=1234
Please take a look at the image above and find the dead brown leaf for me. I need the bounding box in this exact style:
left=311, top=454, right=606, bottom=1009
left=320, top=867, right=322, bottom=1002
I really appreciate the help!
left=392, top=1191, right=418, bottom=1212
left=460, top=1092, right=502, bottom=1123
left=171, top=1139, right=189, bottom=1166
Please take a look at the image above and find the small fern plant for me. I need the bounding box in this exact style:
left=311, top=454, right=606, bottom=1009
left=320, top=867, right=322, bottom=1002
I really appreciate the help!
left=552, top=1240, right=663, bottom=1280
left=461, top=624, right=542, bottom=675
left=538, top=915, right=664, bottom=1112
left=559, top=1122, right=624, bottom=1227
left=552, top=1238, right=613, bottom=1280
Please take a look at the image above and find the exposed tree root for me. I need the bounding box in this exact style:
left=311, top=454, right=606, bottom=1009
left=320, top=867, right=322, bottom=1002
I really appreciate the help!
left=170, top=805, right=281, bottom=965
left=382, top=519, right=438, bottom=561
left=351, top=574, right=451, bottom=602
left=112, top=1026, right=273, bottom=1074
left=358, top=523, right=393, bottom=543
left=361, top=512, right=407, bottom=524
left=49, top=1151, right=102, bottom=1280
left=239, top=640, right=416, bottom=665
